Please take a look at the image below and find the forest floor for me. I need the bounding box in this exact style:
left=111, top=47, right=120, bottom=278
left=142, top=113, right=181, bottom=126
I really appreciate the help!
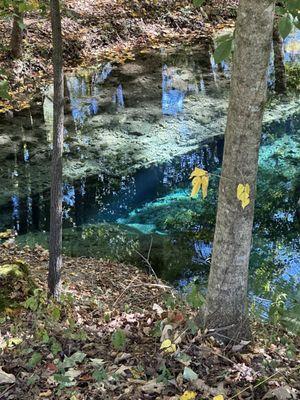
left=0, top=0, right=237, bottom=113
left=0, top=241, right=299, bottom=400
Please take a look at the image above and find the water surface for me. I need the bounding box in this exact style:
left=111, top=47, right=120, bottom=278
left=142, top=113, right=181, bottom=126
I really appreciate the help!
left=0, top=37, right=299, bottom=316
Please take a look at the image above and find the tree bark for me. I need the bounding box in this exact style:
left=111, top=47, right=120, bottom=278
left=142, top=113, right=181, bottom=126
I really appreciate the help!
left=48, top=0, right=64, bottom=299
left=203, top=0, right=275, bottom=341
left=10, top=9, right=23, bottom=59
left=273, top=20, right=287, bottom=95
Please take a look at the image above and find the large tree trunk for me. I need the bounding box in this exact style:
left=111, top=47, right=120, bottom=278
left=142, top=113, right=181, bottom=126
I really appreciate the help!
left=203, top=0, right=275, bottom=341
left=10, top=10, right=23, bottom=59
left=273, top=20, right=287, bottom=95
left=48, top=0, right=64, bottom=299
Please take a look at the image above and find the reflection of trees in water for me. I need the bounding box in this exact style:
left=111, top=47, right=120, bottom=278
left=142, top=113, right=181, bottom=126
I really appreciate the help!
left=0, top=135, right=224, bottom=235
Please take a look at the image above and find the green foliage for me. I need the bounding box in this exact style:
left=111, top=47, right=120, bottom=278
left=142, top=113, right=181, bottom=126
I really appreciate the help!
left=213, top=35, right=233, bottom=64
left=27, top=351, right=42, bottom=368
left=213, top=0, right=300, bottom=64
left=157, top=365, right=173, bottom=383
left=60, top=351, right=86, bottom=369
left=252, top=258, right=300, bottom=335
left=0, top=0, right=41, bottom=16
left=280, top=289, right=300, bottom=334
left=111, top=329, right=127, bottom=350
left=53, top=351, right=87, bottom=390
left=23, top=289, right=46, bottom=312
left=193, top=0, right=205, bottom=7
left=286, top=62, right=300, bottom=91
left=50, top=338, right=62, bottom=356
left=286, top=0, right=300, bottom=12
left=185, top=283, right=205, bottom=309
left=92, top=368, right=107, bottom=382
left=150, top=320, right=163, bottom=338
left=276, top=1, right=300, bottom=35
left=52, top=306, right=61, bottom=321
left=53, top=373, right=75, bottom=389
left=278, top=14, right=293, bottom=39
left=0, top=80, right=10, bottom=99
left=27, top=373, right=39, bottom=386
left=186, top=318, right=198, bottom=335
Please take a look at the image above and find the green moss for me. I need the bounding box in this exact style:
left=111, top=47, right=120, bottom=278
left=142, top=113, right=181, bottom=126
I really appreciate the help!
left=0, top=260, right=33, bottom=312
left=286, top=62, right=300, bottom=92
left=0, top=263, right=27, bottom=278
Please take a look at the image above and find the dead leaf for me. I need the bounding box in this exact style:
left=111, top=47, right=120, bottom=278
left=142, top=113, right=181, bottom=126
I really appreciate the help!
left=153, top=303, right=164, bottom=316
left=160, top=324, right=173, bottom=342
left=232, top=340, right=251, bottom=352
left=0, top=367, right=16, bottom=384
left=263, top=386, right=298, bottom=400
left=141, top=379, right=165, bottom=394
left=39, top=390, right=52, bottom=398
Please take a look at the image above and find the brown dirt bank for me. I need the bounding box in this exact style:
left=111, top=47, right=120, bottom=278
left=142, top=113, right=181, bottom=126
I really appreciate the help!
left=0, top=0, right=237, bottom=113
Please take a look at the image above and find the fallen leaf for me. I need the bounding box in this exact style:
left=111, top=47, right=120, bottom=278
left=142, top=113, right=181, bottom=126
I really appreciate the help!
left=160, top=339, right=176, bottom=353
left=0, top=367, right=16, bottom=384
left=232, top=340, right=251, bottom=352
left=141, top=379, right=164, bottom=394
left=160, top=324, right=173, bottom=342
left=263, top=386, right=298, bottom=400
left=183, top=367, right=198, bottom=382
left=152, top=303, right=164, bottom=316
left=180, top=390, right=197, bottom=400
left=39, top=390, right=52, bottom=398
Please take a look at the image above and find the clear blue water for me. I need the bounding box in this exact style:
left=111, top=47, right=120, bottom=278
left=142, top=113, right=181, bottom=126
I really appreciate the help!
left=0, top=34, right=299, bottom=318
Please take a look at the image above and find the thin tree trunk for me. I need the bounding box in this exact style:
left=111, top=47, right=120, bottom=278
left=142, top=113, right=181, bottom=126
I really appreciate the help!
left=273, top=20, right=287, bottom=95
left=48, top=0, right=64, bottom=299
left=203, top=0, right=275, bottom=341
left=10, top=9, right=23, bottom=59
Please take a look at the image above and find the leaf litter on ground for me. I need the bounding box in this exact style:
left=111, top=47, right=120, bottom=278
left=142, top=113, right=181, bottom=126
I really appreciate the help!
left=0, top=241, right=299, bottom=399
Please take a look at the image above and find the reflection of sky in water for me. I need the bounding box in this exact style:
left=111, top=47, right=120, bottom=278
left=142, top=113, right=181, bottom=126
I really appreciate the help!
left=68, top=72, right=101, bottom=124
left=23, top=144, right=29, bottom=162
left=276, top=241, right=300, bottom=282
left=162, top=65, right=185, bottom=115
left=192, top=241, right=211, bottom=264
left=12, top=195, right=20, bottom=222
left=267, top=29, right=300, bottom=87
left=95, top=62, right=112, bottom=83
left=284, top=29, right=300, bottom=63
left=64, top=30, right=299, bottom=125
left=68, top=63, right=126, bottom=123
left=112, top=84, right=125, bottom=108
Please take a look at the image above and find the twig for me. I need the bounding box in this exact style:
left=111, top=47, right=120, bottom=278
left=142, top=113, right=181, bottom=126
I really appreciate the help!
left=134, top=238, right=159, bottom=282
left=210, top=349, right=236, bottom=365
left=147, top=236, right=153, bottom=261
left=208, top=171, right=249, bottom=185
left=0, top=383, right=15, bottom=399
left=131, top=283, right=172, bottom=290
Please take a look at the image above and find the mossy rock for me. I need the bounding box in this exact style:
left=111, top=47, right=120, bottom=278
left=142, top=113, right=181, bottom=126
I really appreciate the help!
left=0, top=260, right=35, bottom=312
